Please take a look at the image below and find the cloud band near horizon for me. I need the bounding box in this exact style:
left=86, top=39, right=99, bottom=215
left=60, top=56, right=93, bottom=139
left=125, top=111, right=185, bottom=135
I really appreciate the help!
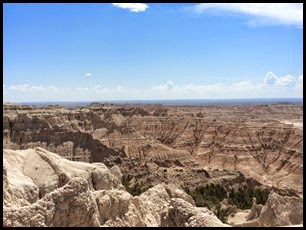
left=3, top=72, right=303, bottom=102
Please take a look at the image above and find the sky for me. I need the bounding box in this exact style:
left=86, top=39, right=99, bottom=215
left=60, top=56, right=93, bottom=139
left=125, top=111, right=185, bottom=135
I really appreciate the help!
left=3, top=3, right=303, bottom=102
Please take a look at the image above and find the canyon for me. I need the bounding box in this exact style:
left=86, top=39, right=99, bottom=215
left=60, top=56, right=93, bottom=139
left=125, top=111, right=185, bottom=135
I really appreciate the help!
left=3, top=102, right=303, bottom=227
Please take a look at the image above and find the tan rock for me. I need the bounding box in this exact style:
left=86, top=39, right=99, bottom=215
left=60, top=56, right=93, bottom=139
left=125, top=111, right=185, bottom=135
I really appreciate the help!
left=110, top=165, right=123, bottom=181
left=3, top=147, right=230, bottom=227
left=161, top=198, right=230, bottom=227
left=237, top=192, right=303, bottom=227
left=3, top=177, right=100, bottom=227
left=3, top=103, right=303, bottom=194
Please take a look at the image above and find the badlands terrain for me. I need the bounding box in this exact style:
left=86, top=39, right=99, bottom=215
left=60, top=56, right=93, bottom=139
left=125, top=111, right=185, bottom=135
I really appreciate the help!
left=3, top=102, right=303, bottom=227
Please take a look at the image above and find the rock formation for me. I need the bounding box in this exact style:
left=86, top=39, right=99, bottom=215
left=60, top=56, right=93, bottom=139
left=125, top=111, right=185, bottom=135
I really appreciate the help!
left=245, top=197, right=263, bottom=221
left=3, top=148, right=228, bottom=227
left=161, top=198, right=229, bottom=227
left=3, top=102, right=303, bottom=227
left=3, top=103, right=303, bottom=195
left=236, top=192, right=303, bottom=227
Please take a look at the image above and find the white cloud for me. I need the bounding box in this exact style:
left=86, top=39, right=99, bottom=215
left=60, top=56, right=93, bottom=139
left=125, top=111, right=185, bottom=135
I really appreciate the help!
left=152, top=80, right=174, bottom=91
left=165, top=81, right=174, bottom=90
left=151, top=72, right=302, bottom=99
left=276, top=75, right=296, bottom=88
left=264, top=72, right=297, bottom=88
left=9, top=84, right=31, bottom=91
left=152, top=81, right=262, bottom=99
left=85, top=73, right=92, bottom=77
left=112, top=3, right=149, bottom=12
left=9, top=84, right=58, bottom=92
left=230, top=81, right=252, bottom=88
left=116, top=85, right=124, bottom=91
left=4, top=72, right=302, bottom=102
left=264, top=72, right=278, bottom=85
left=193, top=3, right=303, bottom=27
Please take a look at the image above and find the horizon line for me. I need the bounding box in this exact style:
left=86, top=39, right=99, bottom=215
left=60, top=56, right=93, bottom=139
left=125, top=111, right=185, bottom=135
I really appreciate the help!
left=4, top=97, right=303, bottom=104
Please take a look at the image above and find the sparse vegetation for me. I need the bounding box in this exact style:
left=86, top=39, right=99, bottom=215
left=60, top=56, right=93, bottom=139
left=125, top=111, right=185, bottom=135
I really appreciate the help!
left=184, top=183, right=227, bottom=209
left=184, top=184, right=270, bottom=223
left=228, top=186, right=270, bottom=209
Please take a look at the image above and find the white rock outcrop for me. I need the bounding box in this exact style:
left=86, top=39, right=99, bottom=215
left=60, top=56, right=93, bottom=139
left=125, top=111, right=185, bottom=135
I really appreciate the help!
left=161, top=198, right=230, bottom=227
left=3, top=147, right=229, bottom=227
left=237, top=192, right=303, bottom=227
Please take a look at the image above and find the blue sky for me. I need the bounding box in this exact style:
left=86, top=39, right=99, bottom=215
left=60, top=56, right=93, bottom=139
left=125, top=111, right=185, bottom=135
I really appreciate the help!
left=3, top=3, right=303, bottom=102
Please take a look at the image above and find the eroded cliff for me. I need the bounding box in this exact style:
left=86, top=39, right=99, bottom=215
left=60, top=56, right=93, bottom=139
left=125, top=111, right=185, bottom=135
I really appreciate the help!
left=3, top=103, right=303, bottom=195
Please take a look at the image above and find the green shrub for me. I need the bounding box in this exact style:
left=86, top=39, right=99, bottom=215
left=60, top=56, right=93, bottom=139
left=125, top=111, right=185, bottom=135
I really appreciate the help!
left=185, top=183, right=227, bottom=208
left=228, top=186, right=270, bottom=209
left=185, top=184, right=271, bottom=223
